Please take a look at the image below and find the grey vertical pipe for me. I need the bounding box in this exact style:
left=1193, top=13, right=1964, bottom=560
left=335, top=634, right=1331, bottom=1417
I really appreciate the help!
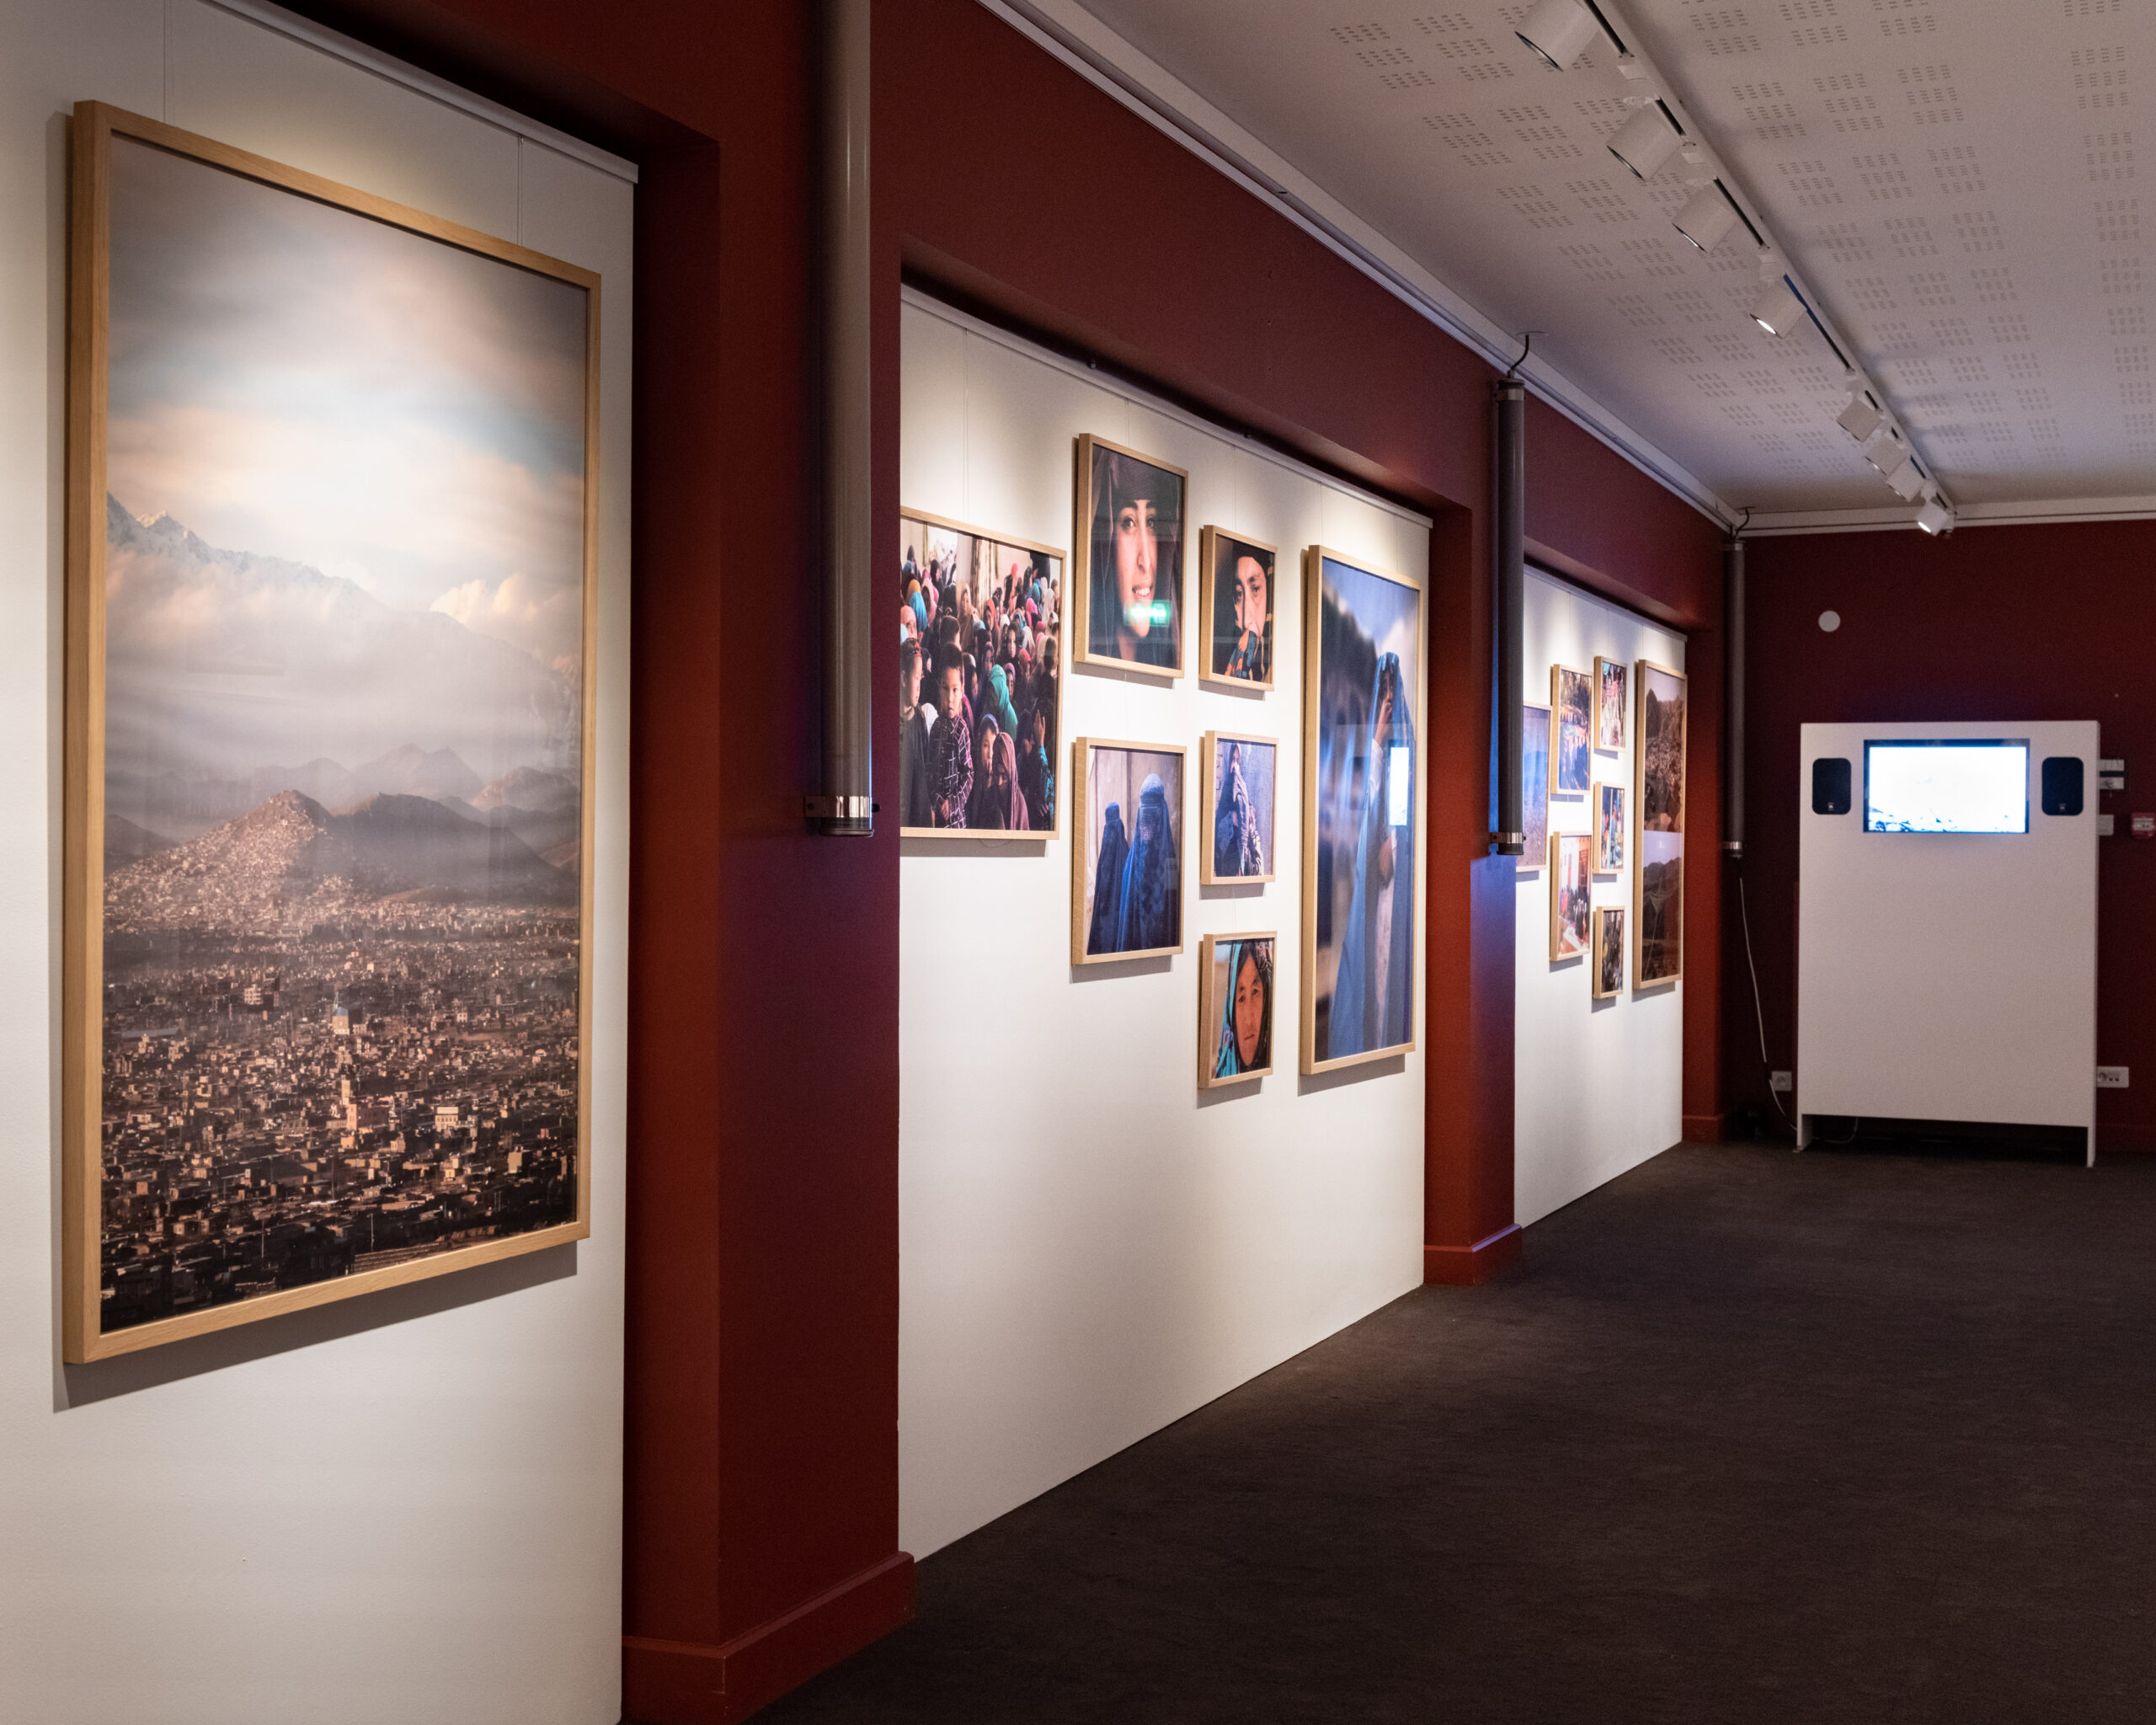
left=1722, top=534, right=1746, bottom=858
left=1492, top=378, right=1526, bottom=853
left=810, top=0, right=874, bottom=836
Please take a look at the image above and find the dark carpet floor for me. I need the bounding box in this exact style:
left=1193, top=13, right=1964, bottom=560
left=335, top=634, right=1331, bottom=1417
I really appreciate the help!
left=762, top=1141, right=2156, bottom=1724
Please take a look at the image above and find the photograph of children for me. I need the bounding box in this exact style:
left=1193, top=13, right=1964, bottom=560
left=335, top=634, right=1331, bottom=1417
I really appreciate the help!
left=1304, top=548, right=1421, bottom=1071
left=1550, top=832, right=1591, bottom=961
left=1594, top=781, right=1626, bottom=874
left=1199, top=526, right=1276, bottom=688
left=1635, top=659, right=1688, bottom=985
left=1593, top=907, right=1625, bottom=999
left=899, top=511, right=1064, bottom=837
left=1551, top=665, right=1592, bottom=795
left=1594, top=655, right=1628, bottom=753
left=1072, top=740, right=1185, bottom=963
left=1201, top=733, right=1277, bottom=884
left=1519, top=701, right=1550, bottom=876
left=1200, top=933, right=1277, bottom=1087
left=1074, top=435, right=1187, bottom=677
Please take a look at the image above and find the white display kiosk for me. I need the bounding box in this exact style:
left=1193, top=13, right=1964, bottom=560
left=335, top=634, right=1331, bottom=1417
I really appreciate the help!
left=1796, top=720, right=2099, bottom=1161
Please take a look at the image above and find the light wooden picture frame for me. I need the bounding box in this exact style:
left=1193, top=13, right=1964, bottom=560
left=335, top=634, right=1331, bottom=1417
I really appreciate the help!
left=1520, top=701, right=1550, bottom=876
left=1071, top=737, right=1186, bottom=964
left=1199, top=730, right=1278, bottom=885
left=1550, top=832, right=1591, bottom=961
left=1634, top=657, right=1688, bottom=988
left=63, top=103, right=600, bottom=1362
left=1593, top=906, right=1625, bottom=999
left=1593, top=781, right=1627, bottom=874
left=1593, top=655, right=1628, bottom=753
left=1071, top=434, right=1187, bottom=680
left=1198, top=932, right=1278, bottom=1087
left=1197, top=526, right=1278, bottom=690
left=899, top=508, right=1065, bottom=838
left=1551, top=664, right=1593, bottom=795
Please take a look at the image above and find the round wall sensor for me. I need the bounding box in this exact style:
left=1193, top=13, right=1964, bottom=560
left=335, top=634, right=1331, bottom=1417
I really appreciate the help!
left=1819, top=610, right=1842, bottom=633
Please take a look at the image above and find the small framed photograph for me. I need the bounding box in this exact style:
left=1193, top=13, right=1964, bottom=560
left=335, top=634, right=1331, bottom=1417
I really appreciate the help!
left=1199, top=932, right=1277, bottom=1087
left=1551, top=665, right=1592, bottom=795
left=1520, top=702, right=1550, bottom=875
left=1550, top=831, right=1590, bottom=961
left=1072, top=738, right=1186, bottom=963
left=1593, top=906, right=1625, bottom=999
left=1073, top=434, right=1187, bottom=679
left=1594, top=655, right=1628, bottom=753
left=1593, top=781, right=1626, bottom=874
left=1198, top=526, right=1276, bottom=690
left=1200, top=731, right=1278, bottom=884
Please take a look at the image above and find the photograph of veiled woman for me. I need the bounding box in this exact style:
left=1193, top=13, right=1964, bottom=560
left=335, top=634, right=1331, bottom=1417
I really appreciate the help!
left=1079, top=438, right=1185, bottom=674
left=1075, top=741, right=1184, bottom=961
left=1204, top=734, right=1275, bottom=883
left=1203, top=934, right=1275, bottom=1086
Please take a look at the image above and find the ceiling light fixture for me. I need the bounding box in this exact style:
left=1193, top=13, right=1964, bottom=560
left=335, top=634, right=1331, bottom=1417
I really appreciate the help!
left=1835, top=387, right=1885, bottom=442
left=1607, top=104, right=1681, bottom=180
left=1915, top=492, right=1954, bottom=536
left=1515, top=0, right=1603, bottom=71
left=1886, top=457, right=1926, bottom=501
left=1862, top=424, right=1905, bottom=474
left=1749, top=273, right=1806, bottom=338
left=1673, top=184, right=1740, bottom=253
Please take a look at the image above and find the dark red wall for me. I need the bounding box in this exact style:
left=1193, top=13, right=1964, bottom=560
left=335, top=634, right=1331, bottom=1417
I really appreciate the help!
left=1733, top=521, right=2156, bottom=1148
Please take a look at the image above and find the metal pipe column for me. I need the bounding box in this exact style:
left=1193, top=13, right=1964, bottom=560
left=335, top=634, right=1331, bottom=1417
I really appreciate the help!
left=1723, top=534, right=1746, bottom=859
left=1492, top=377, right=1526, bottom=854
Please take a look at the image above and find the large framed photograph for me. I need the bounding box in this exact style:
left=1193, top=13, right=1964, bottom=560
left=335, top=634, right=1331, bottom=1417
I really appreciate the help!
left=1072, top=739, right=1185, bottom=963
left=1200, top=731, right=1277, bottom=884
left=1303, top=547, right=1422, bottom=1072
left=1198, top=526, right=1276, bottom=689
left=1593, top=906, right=1625, bottom=999
left=899, top=510, right=1063, bottom=836
left=1199, top=932, right=1277, bottom=1087
left=1519, top=701, right=1550, bottom=876
left=1594, top=781, right=1627, bottom=874
left=1594, top=655, right=1628, bottom=753
left=63, top=104, right=599, bottom=1361
left=1634, top=658, right=1688, bottom=987
left=1551, top=664, right=1592, bottom=795
left=1072, top=435, right=1187, bottom=679
left=1550, top=833, right=1590, bottom=961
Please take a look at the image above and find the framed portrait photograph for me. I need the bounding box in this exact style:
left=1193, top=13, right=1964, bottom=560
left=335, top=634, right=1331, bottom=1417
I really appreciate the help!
left=1594, top=655, right=1628, bottom=753
left=1200, top=731, right=1278, bottom=884
left=1593, top=906, right=1626, bottom=999
left=899, top=510, right=1063, bottom=837
left=63, top=104, right=598, bottom=1361
left=1198, top=526, right=1276, bottom=690
left=1520, top=701, right=1550, bottom=876
left=1594, top=781, right=1626, bottom=874
left=1551, top=665, right=1592, bottom=795
left=1072, top=434, right=1187, bottom=679
left=1550, top=833, right=1591, bottom=961
left=1303, top=547, right=1421, bottom=1073
left=1072, top=739, right=1185, bottom=964
left=1634, top=658, right=1688, bottom=987
left=1199, top=932, right=1277, bottom=1087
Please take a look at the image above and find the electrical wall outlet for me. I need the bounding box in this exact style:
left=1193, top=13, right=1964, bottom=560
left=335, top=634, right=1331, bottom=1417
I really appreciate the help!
left=1769, top=1071, right=1793, bottom=1093
left=2098, top=1066, right=2130, bottom=1089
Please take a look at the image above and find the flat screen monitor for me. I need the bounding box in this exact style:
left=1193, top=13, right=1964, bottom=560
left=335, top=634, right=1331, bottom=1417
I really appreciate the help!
left=1864, top=739, right=2029, bottom=834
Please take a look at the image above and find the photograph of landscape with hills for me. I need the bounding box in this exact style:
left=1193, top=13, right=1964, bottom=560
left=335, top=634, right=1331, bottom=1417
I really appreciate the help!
left=84, top=130, right=593, bottom=1340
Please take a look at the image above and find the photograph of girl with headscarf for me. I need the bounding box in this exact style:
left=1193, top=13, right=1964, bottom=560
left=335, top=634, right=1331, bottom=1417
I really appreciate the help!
left=1199, top=526, right=1275, bottom=688
left=1199, top=933, right=1276, bottom=1087
left=1072, top=740, right=1184, bottom=963
left=1304, top=549, right=1421, bottom=1071
left=1074, top=435, right=1187, bottom=677
left=1200, top=733, right=1276, bottom=884
left=899, top=511, right=1063, bottom=837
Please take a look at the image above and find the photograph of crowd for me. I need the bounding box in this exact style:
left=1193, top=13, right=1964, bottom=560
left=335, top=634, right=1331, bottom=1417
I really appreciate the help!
left=1593, top=906, right=1625, bottom=999
left=1520, top=702, right=1550, bottom=876
left=1201, top=733, right=1277, bottom=884
left=1200, top=933, right=1277, bottom=1087
left=1199, top=526, right=1275, bottom=688
left=1073, top=740, right=1185, bottom=963
left=1635, top=659, right=1688, bottom=986
left=1074, top=435, right=1187, bottom=677
left=1550, top=832, right=1590, bottom=960
left=1594, top=655, right=1628, bottom=753
left=1552, top=665, right=1592, bottom=795
left=1305, top=549, right=1420, bottom=1071
left=899, top=511, right=1063, bottom=836
left=1595, top=781, right=1627, bottom=874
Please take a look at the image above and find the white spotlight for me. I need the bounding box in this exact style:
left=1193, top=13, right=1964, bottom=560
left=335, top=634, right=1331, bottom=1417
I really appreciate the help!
left=1609, top=104, right=1682, bottom=180
left=1863, top=426, right=1905, bottom=474
left=1673, top=184, right=1740, bottom=253
left=1748, top=275, right=1805, bottom=337
left=1915, top=496, right=1954, bottom=535
left=1886, top=457, right=1925, bottom=500
left=1516, top=0, right=1600, bottom=70
left=1836, top=390, right=1884, bottom=442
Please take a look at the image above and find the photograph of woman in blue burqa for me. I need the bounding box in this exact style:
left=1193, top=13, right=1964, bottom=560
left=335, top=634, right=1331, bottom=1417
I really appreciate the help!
left=1209, top=737, right=1273, bottom=881
left=1208, top=937, right=1275, bottom=1083
left=1076, top=743, right=1184, bottom=961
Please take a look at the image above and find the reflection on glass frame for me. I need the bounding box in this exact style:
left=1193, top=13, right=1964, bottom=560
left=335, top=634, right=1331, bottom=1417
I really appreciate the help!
left=1634, top=658, right=1687, bottom=987
left=1072, top=434, right=1187, bottom=680
left=1199, top=932, right=1278, bottom=1087
left=1550, top=832, right=1590, bottom=961
left=1520, top=701, right=1550, bottom=876
left=898, top=509, right=1064, bottom=838
left=1302, top=547, right=1422, bottom=1073
left=1198, top=526, right=1276, bottom=690
left=1593, top=781, right=1626, bottom=873
left=1071, top=737, right=1186, bottom=964
left=62, top=104, right=599, bottom=1362
left=1200, top=731, right=1278, bottom=885
left=1594, top=655, right=1628, bottom=753
left=1593, top=906, right=1625, bottom=999
left=1551, top=664, right=1592, bottom=795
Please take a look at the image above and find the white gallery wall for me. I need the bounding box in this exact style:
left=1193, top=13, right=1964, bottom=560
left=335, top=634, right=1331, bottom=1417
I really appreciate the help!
left=1514, top=569, right=1685, bottom=1227
left=0, top=7, right=631, bottom=1723
left=899, top=291, right=1429, bottom=1560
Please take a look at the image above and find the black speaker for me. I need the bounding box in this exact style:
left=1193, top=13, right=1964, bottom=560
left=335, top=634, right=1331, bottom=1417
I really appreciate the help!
left=2041, top=756, right=2084, bottom=817
left=1812, top=756, right=1852, bottom=816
